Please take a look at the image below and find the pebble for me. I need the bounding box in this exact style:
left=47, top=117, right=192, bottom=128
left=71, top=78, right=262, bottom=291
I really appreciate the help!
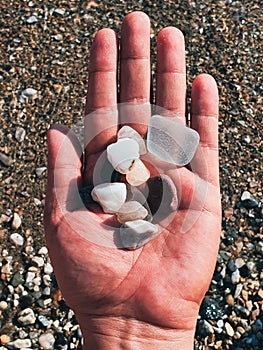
left=26, top=15, right=38, bottom=24
left=15, top=127, right=26, bottom=142
left=18, top=308, right=36, bottom=325
left=11, top=213, right=22, bottom=230
left=116, top=201, right=148, bottom=224
left=0, top=335, right=11, bottom=345
left=32, top=256, right=44, bottom=267
left=91, top=183, right=127, bottom=214
left=147, top=115, right=200, bottom=166
left=119, top=220, right=158, bottom=249
left=241, top=191, right=260, bottom=208
left=21, top=88, right=38, bottom=101
left=10, top=233, right=24, bottom=246
left=35, top=167, right=47, bottom=177
left=8, top=338, right=32, bottom=348
left=225, top=322, right=235, bottom=337
left=44, top=263, right=53, bottom=274
left=38, top=333, right=56, bottom=350
left=107, top=138, right=140, bottom=174
left=126, top=159, right=150, bottom=186
left=234, top=283, right=243, bottom=298
left=0, top=151, right=14, bottom=166
left=231, top=269, right=240, bottom=284
left=0, top=301, right=8, bottom=310
left=38, top=246, right=48, bottom=255
left=117, top=125, right=147, bottom=155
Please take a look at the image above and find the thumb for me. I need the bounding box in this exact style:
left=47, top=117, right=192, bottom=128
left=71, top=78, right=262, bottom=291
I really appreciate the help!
left=44, top=124, right=83, bottom=227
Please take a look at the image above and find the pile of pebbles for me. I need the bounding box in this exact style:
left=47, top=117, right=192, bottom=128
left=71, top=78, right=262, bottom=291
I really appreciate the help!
left=0, top=0, right=262, bottom=349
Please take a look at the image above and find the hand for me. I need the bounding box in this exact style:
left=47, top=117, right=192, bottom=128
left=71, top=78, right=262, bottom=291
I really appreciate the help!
left=44, top=11, right=221, bottom=350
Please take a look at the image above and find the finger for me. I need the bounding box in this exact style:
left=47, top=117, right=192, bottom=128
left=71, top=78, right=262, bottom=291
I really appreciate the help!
left=156, top=27, right=186, bottom=123
left=85, top=28, right=118, bottom=155
left=190, top=74, right=219, bottom=187
left=45, top=125, right=83, bottom=227
left=119, top=11, right=151, bottom=136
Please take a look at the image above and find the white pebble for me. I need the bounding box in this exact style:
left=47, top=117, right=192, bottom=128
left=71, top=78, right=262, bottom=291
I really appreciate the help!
left=26, top=272, right=35, bottom=283
left=11, top=213, right=22, bottom=230
left=35, top=167, right=47, bottom=177
left=120, top=220, right=158, bottom=250
left=18, top=308, right=36, bottom=325
left=21, top=88, right=38, bottom=100
left=91, top=183, right=127, bottom=214
left=44, top=263, right=53, bottom=274
left=126, top=159, right=150, bottom=186
left=118, top=126, right=147, bottom=155
left=9, top=339, right=32, bottom=348
left=231, top=269, right=240, bottom=284
left=38, top=333, right=55, bottom=350
left=107, top=138, right=139, bottom=174
left=38, top=246, right=48, bottom=255
left=241, top=191, right=251, bottom=201
left=0, top=301, right=8, bottom=310
left=32, top=256, right=44, bottom=267
left=27, top=15, right=38, bottom=23
left=147, top=115, right=200, bottom=166
left=116, top=201, right=148, bottom=224
left=15, top=127, right=26, bottom=142
left=10, top=233, right=24, bottom=246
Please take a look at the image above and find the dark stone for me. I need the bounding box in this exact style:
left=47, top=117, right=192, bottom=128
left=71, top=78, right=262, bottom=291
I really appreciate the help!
left=199, top=298, right=221, bottom=320
left=241, top=197, right=260, bottom=209
left=239, top=264, right=250, bottom=277
left=227, top=260, right=237, bottom=272
left=11, top=273, right=25, bottom=287
left=19, top=294, right=34, bottom=309
left=55, top=332, right=67, bottom=346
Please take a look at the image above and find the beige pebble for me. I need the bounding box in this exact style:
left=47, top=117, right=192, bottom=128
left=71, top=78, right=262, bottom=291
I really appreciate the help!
left=126, top=159, right=150, bottom=186
left=225, top=322, right=234, bottom=337
left=116, top=201, right=148, bottom=224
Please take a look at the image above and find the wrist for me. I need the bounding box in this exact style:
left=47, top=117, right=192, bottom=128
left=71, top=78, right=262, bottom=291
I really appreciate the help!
left=78, top=316, right=196, bottom=350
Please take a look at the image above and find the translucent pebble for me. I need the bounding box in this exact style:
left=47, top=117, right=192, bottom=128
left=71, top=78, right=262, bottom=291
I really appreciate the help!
left=118, top=126, right=147, bottom=155
left=107, top=138, right=140, bottom=174
left=91, top=183, right=127, bottom=214
left=116, top=201, right=148, bottom=224
left=147, top=115, right=200, bottom=166
left=126, top=159, right=150, bottom=186
left=119, top=220, right=158, bottom=250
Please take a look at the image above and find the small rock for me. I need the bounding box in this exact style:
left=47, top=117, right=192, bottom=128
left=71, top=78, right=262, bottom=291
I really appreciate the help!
left=44, top=263, right=53, bottom=274
left=34, top=198, right=42, bottom=206
left=9, top=338, right=32, bottom=348
left=231, top=269, right=240, bottom=284
left=234, top=283, right=243, bottom=298
left=10, top=233, right=24, bottom=246
left=26, top=15, right=37, bottom=23
left=54, top=34, right=63, bottom=41
left=38, top=246, right=48, bottom=255
left=32, top=256, right=44, bottom=267
left=241, top=191, right=260, bottom=208
left=241, top=191, right=251, bottom=201
left=0, top=301, right=8, bottom=310
left=15, top=127, right=26, bottom=142
left=235, top=258, right=245, bottom=268
left=0, top=151, right=14, bottom=166
left=36, top=167, right=47, bottom=177
left=53, top=83, right=63, bottom=93
left=226, top=294, right=234, bottom=306
left=225, top=322, right=235, bottom=337
left=38, top=315, right=50, bottom=327
left=54, top=8, right=65, bottom=16
left=118, top=125, right=147, bottom=155
left=38, top=332, right=56, bottom=350
left=18, top=308, right=36, bottom=325
left=11, top=272, right=24, bottom=287
left=21, top=88, right=38, bottom=100
left=119, top=220, right=158, bottom=250
left=91, top=183, right=127, bottom=214
left=0, top=334, right=11, bottom=345
left=126, top=159, right=150, bottom=186
left=11, top=213, right=22, bottom=229
left=116, top=201, right=148, bottom=224
left=107, top=138, right=140, bottom=174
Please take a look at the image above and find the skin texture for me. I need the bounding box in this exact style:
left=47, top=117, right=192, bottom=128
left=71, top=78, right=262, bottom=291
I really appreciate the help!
left=44, top=12, right=221, bottom=350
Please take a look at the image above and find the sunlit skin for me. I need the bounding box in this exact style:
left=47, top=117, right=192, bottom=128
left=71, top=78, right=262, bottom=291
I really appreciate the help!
left=44, top=12, right=221, bottom=350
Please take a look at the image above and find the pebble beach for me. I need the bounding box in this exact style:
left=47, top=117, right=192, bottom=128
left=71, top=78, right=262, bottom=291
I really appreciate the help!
left=0, top=0, right=262, bottom=349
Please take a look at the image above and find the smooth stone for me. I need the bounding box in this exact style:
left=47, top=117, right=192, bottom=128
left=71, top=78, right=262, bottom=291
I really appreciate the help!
left=147, top=115, right=200, bottom=166
left=35, top=167, right=47, bottom=177
left=241, top=197, right=260, bottom=209
left=10, top=233, right=24, bottom=246
left=38, top=333, right=56, bottom=350
left=241, top=191, right=251, bottom=201
left=11, top=213, right=22, bottom=229
left=119, top=220, right=158, bottom=250
left=26, top=15, right=38, bottom=23
left=231, top=269, right=240, bottom=284
left=22, top=88, right=38, bottom=100
left=0, top=152, right=14, bottom=166
left=107, top=138, right=139, bottom=174
left=146, top=175, right=178, bottom=215
left=9, top=338, right=32, bottom=348
left=225, top=322, right=235, bottom=337
left=15, top=127, right=26, bottom=142
left=18, top=308, right=36, bottom=325
left=91, top=183, right=127, bottom=214
left=0, top=301, right=8, bottom=310
left=126, top=159, right=150, bottom=186
left=116, top=201, right=148, bottom=224
left=118, top=126, right=147, bottom=155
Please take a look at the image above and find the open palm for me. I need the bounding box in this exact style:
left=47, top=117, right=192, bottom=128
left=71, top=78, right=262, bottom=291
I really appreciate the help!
left=44, top=12, right=221, bottom=349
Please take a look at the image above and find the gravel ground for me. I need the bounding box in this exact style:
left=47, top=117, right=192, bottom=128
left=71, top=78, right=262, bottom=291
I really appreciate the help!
left=0, top=0, right=262, bottom=349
